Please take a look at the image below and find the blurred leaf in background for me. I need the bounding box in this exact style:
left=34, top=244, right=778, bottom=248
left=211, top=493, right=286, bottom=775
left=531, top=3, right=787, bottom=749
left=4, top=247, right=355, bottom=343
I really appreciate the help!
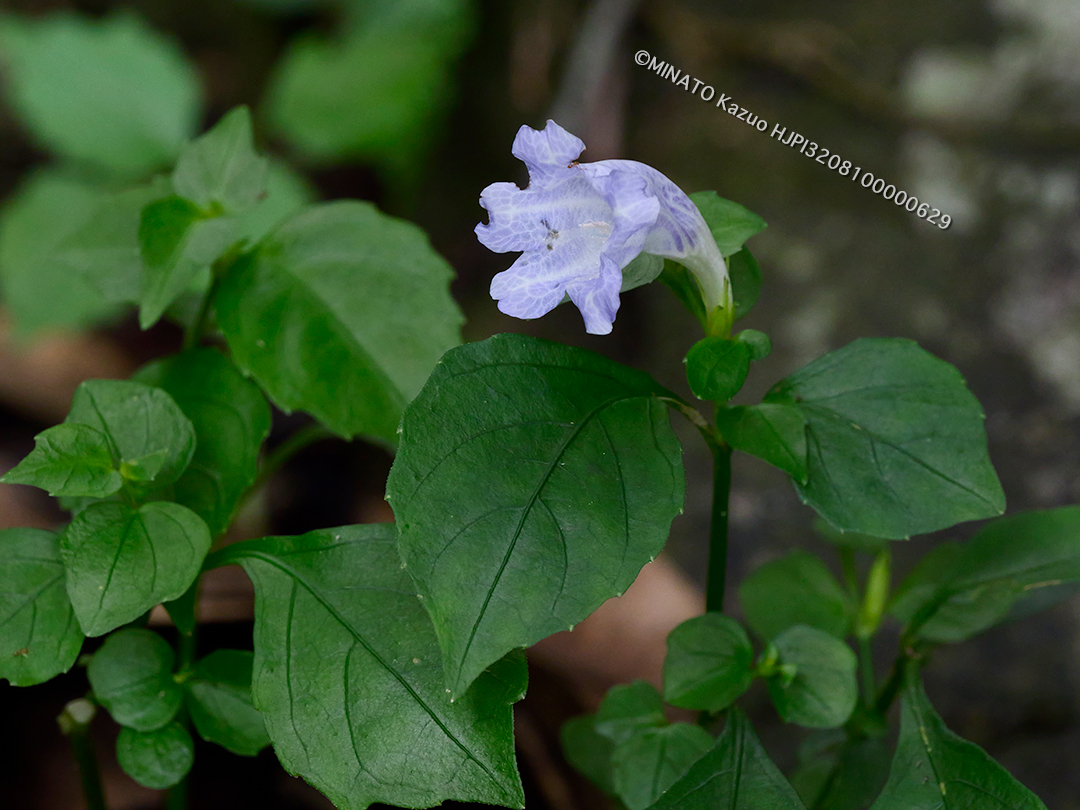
left=0, top=11, right=202, bottom=178
left=265, top=0, right=476, bottom=196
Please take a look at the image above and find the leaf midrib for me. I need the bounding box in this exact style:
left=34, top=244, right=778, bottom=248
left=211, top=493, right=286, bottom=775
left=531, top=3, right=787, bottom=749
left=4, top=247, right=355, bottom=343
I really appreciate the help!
left=802, top=403, right=999, bottom=511
left=454, top=394, right=638, bottom=691
left=237, top=550, right=508, bottom=794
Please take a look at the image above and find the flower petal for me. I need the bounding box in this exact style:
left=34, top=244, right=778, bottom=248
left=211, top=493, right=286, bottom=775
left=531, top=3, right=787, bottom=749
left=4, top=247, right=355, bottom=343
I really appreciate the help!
left=565, top=255, right=622, bottom=335
left=578, top=164, right=661, bottom=270
left=511, top=120, right=585, bottom=186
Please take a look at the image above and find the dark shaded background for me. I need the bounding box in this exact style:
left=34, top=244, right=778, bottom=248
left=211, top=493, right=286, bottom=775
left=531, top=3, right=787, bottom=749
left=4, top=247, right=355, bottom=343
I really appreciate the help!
left=2, top=0, right=1079, bottom=807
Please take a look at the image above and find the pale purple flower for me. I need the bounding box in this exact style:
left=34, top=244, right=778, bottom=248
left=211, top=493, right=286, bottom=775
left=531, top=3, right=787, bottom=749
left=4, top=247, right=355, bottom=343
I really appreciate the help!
left=475, top=120, right=731, bottom=335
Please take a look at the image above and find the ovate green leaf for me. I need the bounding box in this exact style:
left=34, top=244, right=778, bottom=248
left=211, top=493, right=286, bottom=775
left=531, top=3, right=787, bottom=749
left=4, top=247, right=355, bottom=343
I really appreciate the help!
left=663, top=614, right=755, bottom=713
left=891, top=507, right=1080, bottom=642
left=768, top=338, right=1005, bottom=538
left=869, top=672, right=1047, bottom=810
left=135, top=348, right=271, bottom=536
left=645, top=708, right=806, bottom=810
left=265, top=1, right=473, bottom=185
left=236, top=159, right=316, bottom=245
left=208, top=525, right=524, bottom=810
left=387, top=334, right=685, bottom=695
left=613, top=723, right=715, bottom=810
left=0, top=170, right=117, bottom=335
left=172, top=106, right=268, bottom=214
left=717, top=403, right=808, bottom=482
left=137, top=195, right=237, bottom=329
left=689, top=192, right=767, bottom=258
left=215, top=201, right=462, bottom=443
left=739, top=551, right=853, bottom=641
left=64, top=378, right=196, bottom=503
left=0, top=528, right=83, bottom=686
left=728, top=248, right=763, bottom=319
left=54, top=178, right=171, bottom=307
left=61, top=501, right=210, bottom=636
left=186, top=649, right=269, bottom=756
left=87, top=628, right=181, bottom=730
left=1, top=423, right=121, bottom=497
left=792, top=730, right=891, bottom=810
left=767, top=625, right=857, bottom=729
left=0, top=11, right=200, bottom=176
left=595, top=680, right=667, bottom=745
left=116, top=723, right=194, bottom=790
left=685, top=337, right=752, bottom=402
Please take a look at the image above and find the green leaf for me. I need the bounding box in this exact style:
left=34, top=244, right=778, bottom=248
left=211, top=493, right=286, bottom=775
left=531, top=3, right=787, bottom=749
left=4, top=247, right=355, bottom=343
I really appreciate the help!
left=729, top=249, right=763, bottom=319
left=561, top=715, right=617, bottom=795
left=61, top=501, right=210, bottom=636
left=792, top=730, right=891, bottom=810
left=718, top=403, right=808, bottom=482
left=0, top=170, right=118, bottom=335
left=0, top=11, right=201, bottom=176
left=0, top=528, right=83, bottom=686
left=172, top=106, right=268, bottom=214
left=1, top=423, right=122, bottom=497
left=135, top=348, right=271, bottom=536
left=265, top=2, right=473, bottom=184
left=120, top=449, right=169, bottom=483
left=736, top=328, right=771, bottom=360
left=768, top=338, right=1005, bottom=539
left=623, top=253, right=665, bottom=292
left=689, top=192, right=767, bottom=258
left=236, top=159, right=316, bottom=245
left=185, top=649, right=269, bottom=756
left=869, top=671, right=1047, bottom=810
left=767, top=625, right=857, bottom=729
left=87, top=628, right=182, bottom=730
left=814, top=518, right=888, bottom=554
left=595, top=681, right=668, bottom=745
left=659, top=260, right=708, bottom=329
left=891, top=507, right=1080, bottom=642
left=116, top=723, right=194, bottom=790
left=613, top=723, right=715, bottom=810
left=946, top=505, right=1080, bottom=591
left=56, top=177, right=172, bottom=306
left=138, top=195, right=237, bottom=329
left=685, top=337, right=752, bottom=402
left=215, top=201, right=462, bottom=443
left=208, top=524, right=524, bottom=810
left=64, top=379, right=196, bottom=503
left=663, top=614, right=754, bottom=713
left=387, top=334, right=685, bottom=695
left=645, top=708, right=806, bottom=810
left=739, top=551, right=853, bottom=641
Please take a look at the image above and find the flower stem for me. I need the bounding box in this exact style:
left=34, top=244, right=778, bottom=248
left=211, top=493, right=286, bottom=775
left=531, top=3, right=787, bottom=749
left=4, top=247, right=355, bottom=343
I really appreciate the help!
left=706, top=443, right=733, bottom=613
left=58, top=698, right=107, bottom=810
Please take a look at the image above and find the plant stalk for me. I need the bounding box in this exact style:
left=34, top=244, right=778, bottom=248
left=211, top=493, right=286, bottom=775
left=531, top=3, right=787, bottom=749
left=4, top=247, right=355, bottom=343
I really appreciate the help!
left=166, top=584, right=199, bottom=809
left=58, top=698, right=107, bottom=810
left=706, top=443, right=733, bottom=613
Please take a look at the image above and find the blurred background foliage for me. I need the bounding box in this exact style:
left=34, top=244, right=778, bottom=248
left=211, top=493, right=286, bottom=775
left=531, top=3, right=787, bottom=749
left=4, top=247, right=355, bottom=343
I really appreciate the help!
left=1, top=0, right=1079, bottom=808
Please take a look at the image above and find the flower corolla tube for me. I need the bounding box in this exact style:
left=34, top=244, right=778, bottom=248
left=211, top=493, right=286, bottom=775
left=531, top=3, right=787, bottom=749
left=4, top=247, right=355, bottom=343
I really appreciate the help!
left=475, top=119, right=731, bottom=335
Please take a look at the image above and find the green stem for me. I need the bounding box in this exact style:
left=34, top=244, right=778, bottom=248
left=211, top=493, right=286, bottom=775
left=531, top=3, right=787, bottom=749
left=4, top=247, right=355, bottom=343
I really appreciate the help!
left=706, top=443, right=733, bottom=613
left=181, top=274, right=221, bottom=353
left=58, top=698, right=107, bottom=810
left=858, top=635, right=876, bottom=704
left=166, top=590, right=199, bottom=810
